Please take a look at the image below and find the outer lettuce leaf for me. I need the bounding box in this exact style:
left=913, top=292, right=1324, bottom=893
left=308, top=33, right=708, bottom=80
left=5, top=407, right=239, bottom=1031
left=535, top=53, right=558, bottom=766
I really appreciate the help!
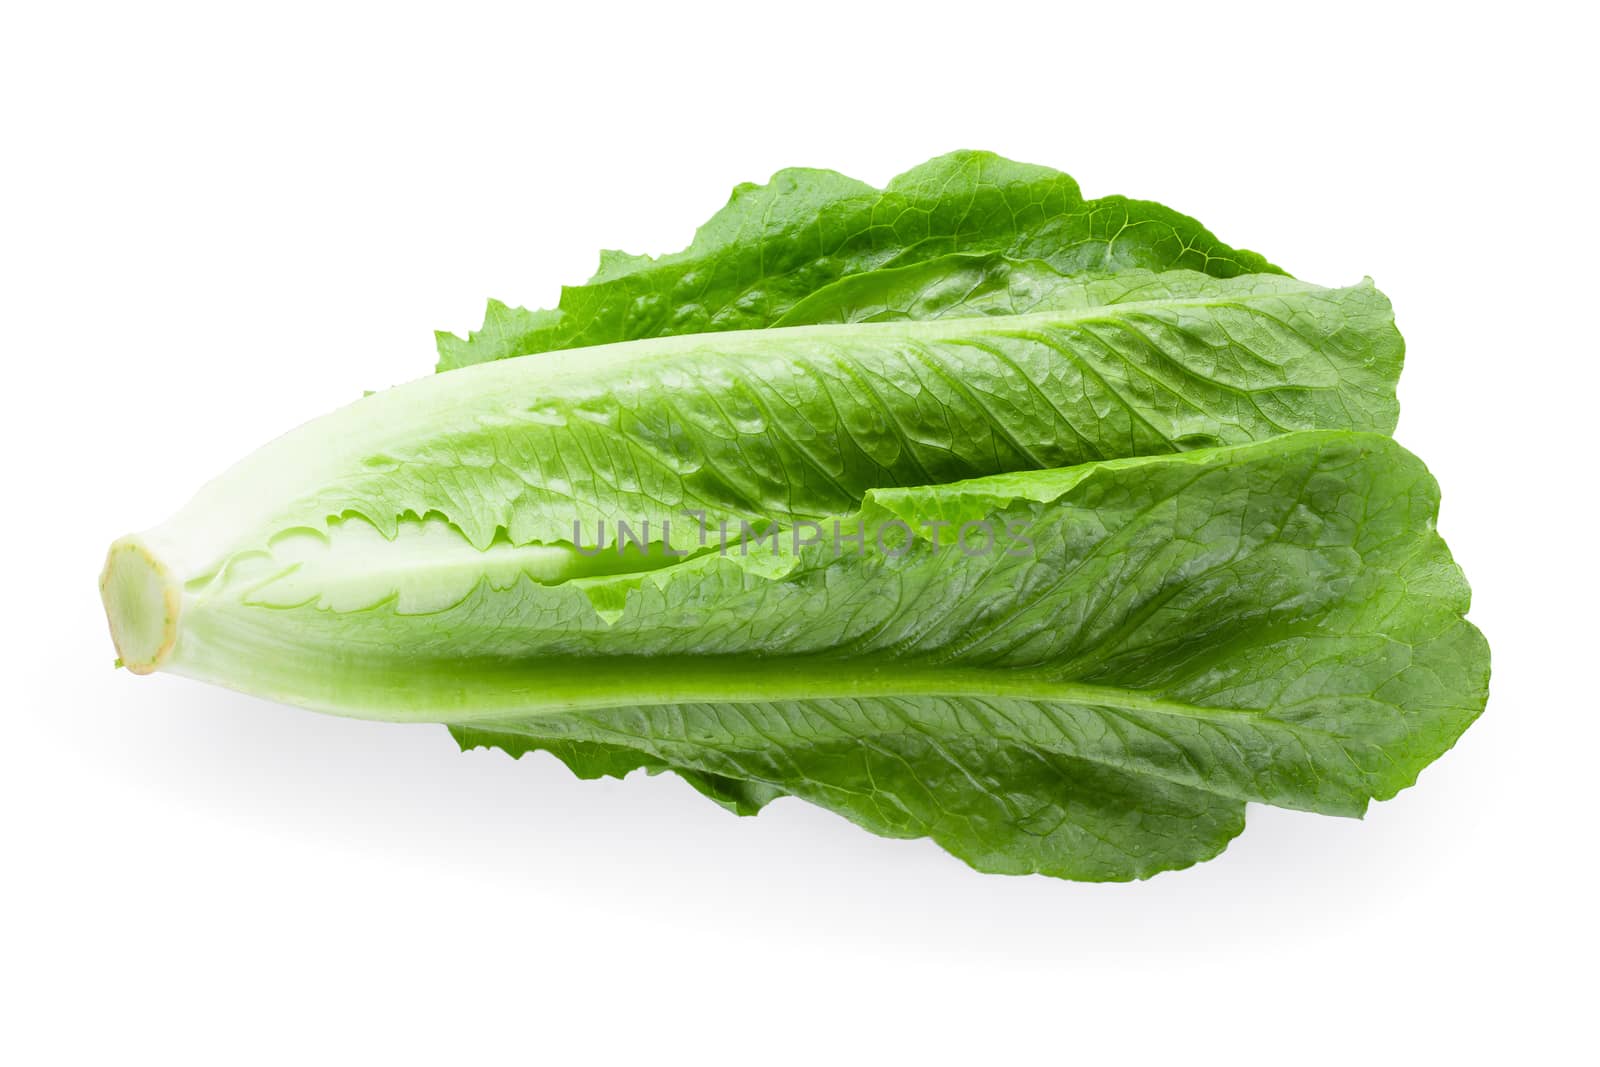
left=152, top=432, right=1486, bottom=879
left=436, top=150, right=1282, bottom=370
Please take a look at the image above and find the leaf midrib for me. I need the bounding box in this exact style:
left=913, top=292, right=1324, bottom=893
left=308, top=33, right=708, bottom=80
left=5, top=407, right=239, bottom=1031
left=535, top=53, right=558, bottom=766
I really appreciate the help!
left=432, top=657, right=1258, bottom=724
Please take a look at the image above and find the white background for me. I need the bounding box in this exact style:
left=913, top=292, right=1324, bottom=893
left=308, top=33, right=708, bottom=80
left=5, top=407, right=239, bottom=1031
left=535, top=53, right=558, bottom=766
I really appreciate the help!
left=4, top=2, right=1594, bottom=1062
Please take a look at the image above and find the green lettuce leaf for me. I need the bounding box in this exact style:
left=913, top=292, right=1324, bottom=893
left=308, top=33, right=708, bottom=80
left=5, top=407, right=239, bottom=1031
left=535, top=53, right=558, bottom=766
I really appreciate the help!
left=435, top=150, right=1283, bottom=370
left=131, top=431, right=1483, bottom=879
left=168, top=268, right=1395, bottom=573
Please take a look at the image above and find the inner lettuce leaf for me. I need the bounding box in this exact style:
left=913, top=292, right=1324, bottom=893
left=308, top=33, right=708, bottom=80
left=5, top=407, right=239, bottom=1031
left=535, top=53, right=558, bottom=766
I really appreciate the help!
left=435, top=150, right=1283, bottom=370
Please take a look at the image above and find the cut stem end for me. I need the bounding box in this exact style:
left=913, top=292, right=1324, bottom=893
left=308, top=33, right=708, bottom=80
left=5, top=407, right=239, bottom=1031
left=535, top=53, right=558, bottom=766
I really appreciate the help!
left=100, top=536, right=180, bottom=674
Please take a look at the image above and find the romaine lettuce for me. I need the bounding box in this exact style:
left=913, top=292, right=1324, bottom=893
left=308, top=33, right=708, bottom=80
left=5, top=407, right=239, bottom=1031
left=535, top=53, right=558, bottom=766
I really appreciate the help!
left=101, top=154, right=1485, bottom=880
